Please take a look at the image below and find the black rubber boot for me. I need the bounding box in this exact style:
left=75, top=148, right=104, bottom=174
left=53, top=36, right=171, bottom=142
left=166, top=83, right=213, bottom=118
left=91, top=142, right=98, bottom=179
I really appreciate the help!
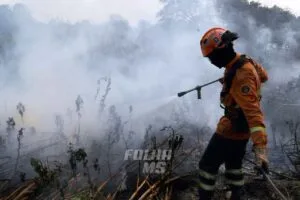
left=198, top=189, right=213, bottom=200
left=230, top=186, right=243, bottom=200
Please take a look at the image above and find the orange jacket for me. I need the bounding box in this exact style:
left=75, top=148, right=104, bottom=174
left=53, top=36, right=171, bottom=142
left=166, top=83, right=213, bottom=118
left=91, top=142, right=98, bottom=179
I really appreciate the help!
left=216, top=54, right=268, bottom=148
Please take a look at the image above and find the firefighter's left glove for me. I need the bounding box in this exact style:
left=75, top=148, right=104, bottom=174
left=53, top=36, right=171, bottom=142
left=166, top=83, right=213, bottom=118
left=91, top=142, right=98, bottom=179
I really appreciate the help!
left=253, top=147, right=269, bottom=174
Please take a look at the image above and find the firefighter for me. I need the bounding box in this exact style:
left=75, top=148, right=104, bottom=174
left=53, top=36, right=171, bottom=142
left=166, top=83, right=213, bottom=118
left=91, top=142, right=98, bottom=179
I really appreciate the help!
left=198, top=27, right=269, bottom=200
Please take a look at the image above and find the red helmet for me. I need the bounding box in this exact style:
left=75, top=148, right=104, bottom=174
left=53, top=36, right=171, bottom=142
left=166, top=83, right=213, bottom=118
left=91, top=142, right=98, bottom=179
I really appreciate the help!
left=200, top=27, right=238, bottom=57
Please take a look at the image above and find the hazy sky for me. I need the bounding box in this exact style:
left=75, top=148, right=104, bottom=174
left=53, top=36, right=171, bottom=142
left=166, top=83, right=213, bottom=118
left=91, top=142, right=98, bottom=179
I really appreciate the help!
left=0, top=0, right=299, bottom=25
left=0, top=0, right=162, bottom=25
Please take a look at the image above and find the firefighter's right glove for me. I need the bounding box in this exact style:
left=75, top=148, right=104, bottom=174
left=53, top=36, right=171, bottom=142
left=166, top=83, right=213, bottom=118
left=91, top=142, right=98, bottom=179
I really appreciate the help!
left=253, top=147, right=269, bottom=174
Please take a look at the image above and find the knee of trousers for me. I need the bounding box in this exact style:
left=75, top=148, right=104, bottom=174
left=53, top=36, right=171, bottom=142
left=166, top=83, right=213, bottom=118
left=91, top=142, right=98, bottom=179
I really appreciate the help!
left=225, top=168, right=244, bottom=187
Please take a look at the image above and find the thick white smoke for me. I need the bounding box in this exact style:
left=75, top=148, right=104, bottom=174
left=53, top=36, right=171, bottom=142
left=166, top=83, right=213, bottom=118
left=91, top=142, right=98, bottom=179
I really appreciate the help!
left=0, top=1, right=227, bottom=136
left=0, top=0, right=298, bottom=150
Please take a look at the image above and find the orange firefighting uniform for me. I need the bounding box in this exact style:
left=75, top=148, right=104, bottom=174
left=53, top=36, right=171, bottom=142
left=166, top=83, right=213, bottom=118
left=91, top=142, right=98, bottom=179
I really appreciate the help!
left=217, top=53, right=268, bottom=146
left=198, top=53, right=268, bottom=198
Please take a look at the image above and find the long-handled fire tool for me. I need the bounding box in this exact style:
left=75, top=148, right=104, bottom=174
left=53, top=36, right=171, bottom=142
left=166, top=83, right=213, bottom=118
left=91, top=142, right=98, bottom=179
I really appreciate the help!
left=244, top=158, right=288, bottom=200
left=177, top=78, right=222, bottom=99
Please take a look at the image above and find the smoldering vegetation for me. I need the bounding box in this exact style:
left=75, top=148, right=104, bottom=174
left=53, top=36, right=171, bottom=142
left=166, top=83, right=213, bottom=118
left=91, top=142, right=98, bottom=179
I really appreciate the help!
left=0, top=0, right=300, bottom=199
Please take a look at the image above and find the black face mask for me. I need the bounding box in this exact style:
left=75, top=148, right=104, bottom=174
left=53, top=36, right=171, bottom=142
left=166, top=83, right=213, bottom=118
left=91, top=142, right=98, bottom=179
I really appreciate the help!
left=207, top=43, right=237, bottom=68
left=207, top=44, right=236, bottom=68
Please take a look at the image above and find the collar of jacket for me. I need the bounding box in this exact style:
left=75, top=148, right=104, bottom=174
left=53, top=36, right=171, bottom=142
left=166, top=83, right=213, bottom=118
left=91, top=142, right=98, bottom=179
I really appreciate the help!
left=225, top=53, right=241, bottom=70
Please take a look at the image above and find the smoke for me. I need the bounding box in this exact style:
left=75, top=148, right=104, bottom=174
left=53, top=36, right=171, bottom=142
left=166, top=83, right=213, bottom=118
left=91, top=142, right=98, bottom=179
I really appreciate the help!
left=0, top=0, right=162, bottom=25
left=0, top=1, right=298, bottom=151
left=215, top=0, right=300, bottom=83
left=0, top=2, right=220, bottom=135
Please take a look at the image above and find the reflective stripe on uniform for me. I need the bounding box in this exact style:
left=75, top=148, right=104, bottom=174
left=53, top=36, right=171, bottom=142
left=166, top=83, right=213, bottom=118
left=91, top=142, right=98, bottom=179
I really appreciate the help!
left=225, top=179, right=245, bottom=186
left=198, top=181, right=215, bottom=191
left=225, top=168, right=244, bottom=187
left=226, top=169, right=243, bottom=175
left=198, top=169, right=217, bottom=191
left=199, top=169, right=217, bottom=180
left=250, top=126, right=265, bottom=133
